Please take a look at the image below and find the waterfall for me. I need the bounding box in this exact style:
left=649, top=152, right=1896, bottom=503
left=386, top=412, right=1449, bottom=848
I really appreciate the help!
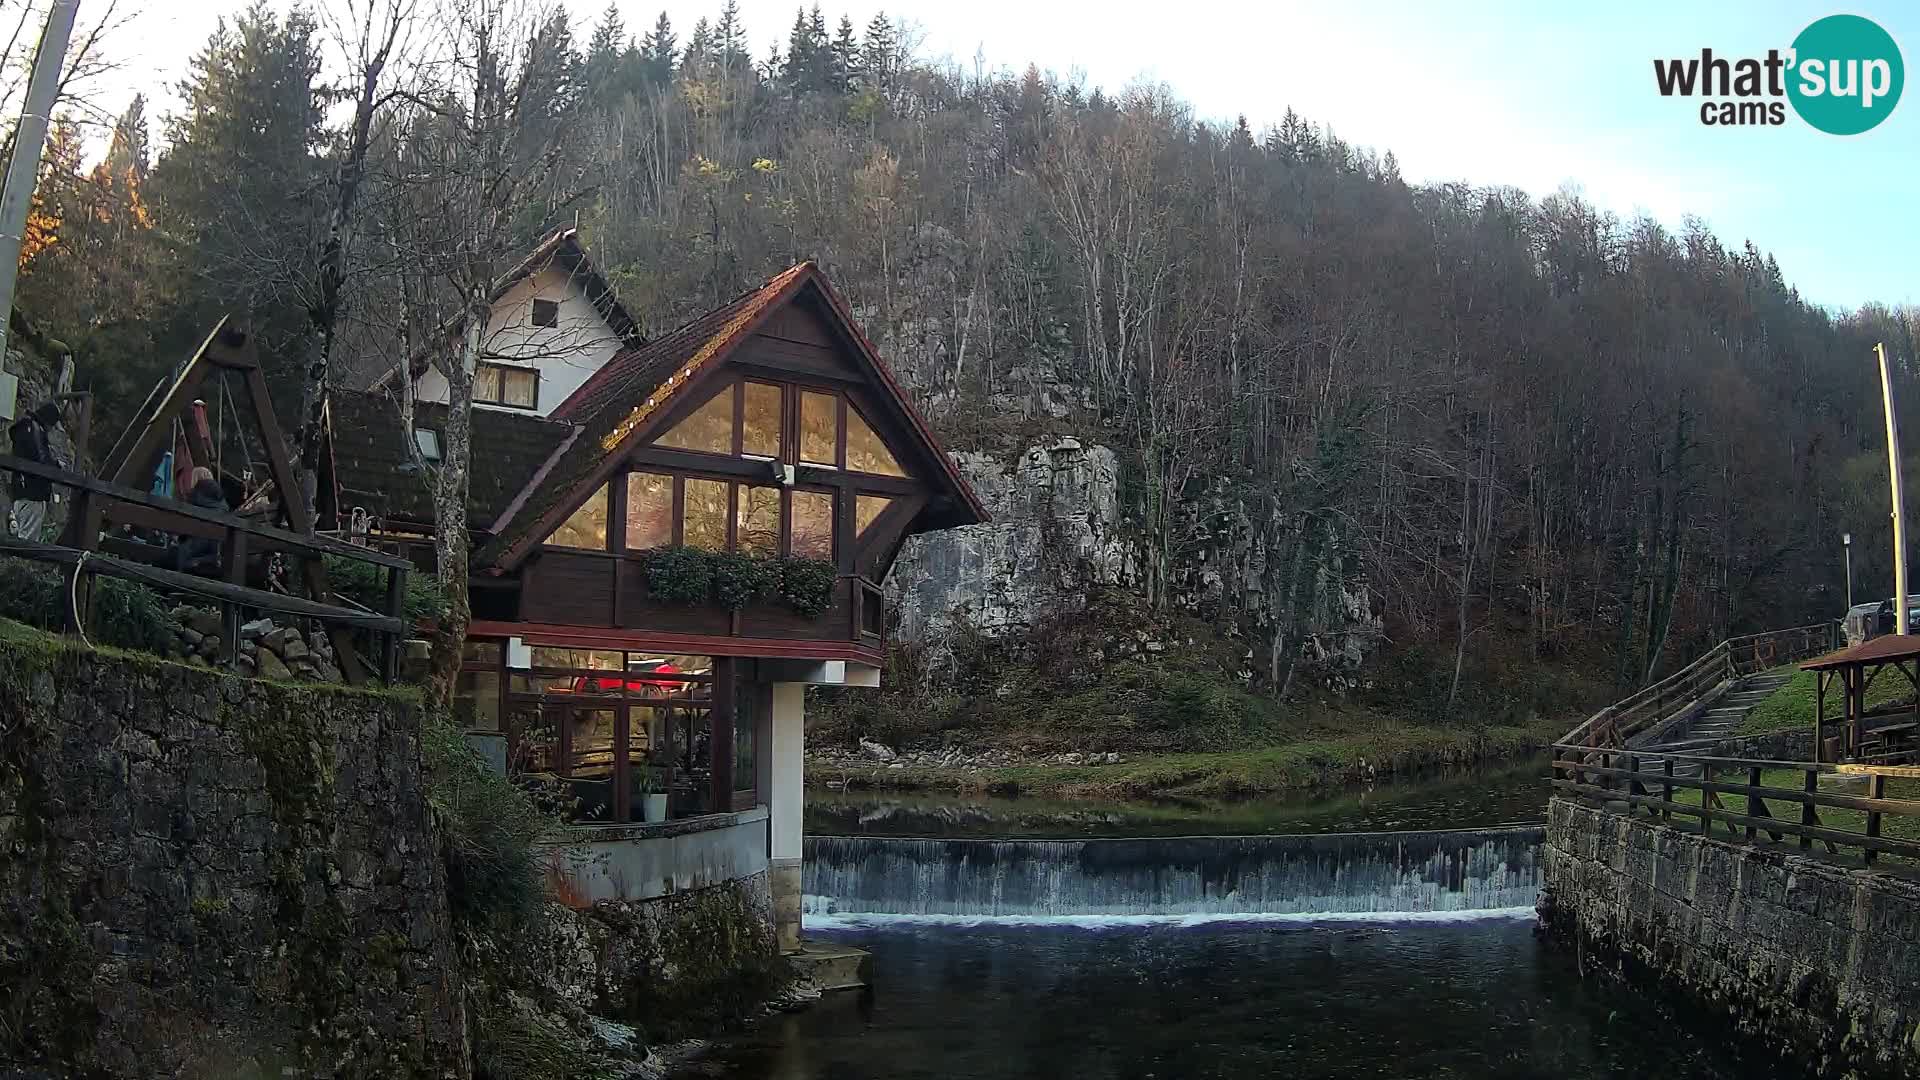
left=803, top=827, right=1542, bottom=921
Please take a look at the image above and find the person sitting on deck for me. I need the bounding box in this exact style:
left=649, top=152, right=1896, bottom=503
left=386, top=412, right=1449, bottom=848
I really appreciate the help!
left=175, top=466, right=228, bottom=574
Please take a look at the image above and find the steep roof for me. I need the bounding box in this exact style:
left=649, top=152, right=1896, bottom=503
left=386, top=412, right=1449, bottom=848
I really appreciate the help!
left=328, top=388, right=575, bottom=527
left=373, top=227, right=644, bottom=387
left=475, top=261, right=988, bottom=570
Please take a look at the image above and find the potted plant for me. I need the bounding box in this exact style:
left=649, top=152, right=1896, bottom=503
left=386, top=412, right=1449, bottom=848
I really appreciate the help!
left=636, top=761, right=668, bottom=823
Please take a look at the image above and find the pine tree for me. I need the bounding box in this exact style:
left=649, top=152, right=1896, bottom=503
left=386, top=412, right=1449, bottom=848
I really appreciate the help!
left=860, top=11, right=895, bottom=89
left=587, top=2, right=624, bottom=65
left=715, top=0, right=749, bottom=71
left=683, top=17, right=713, bottom=76
left=640, top=12, right=677, bottom=85
left=150, top=1, right=325, bottom=360
left=831, top=16, right=858, bottom=93
left=784, top=7, right=815, bottom=90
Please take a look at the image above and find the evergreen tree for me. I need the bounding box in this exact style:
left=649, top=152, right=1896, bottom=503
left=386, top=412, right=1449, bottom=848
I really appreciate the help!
left=640, top=12, right=677, bottom=85
left=831, top=15, right=858, bottom=93
left=860, top=11, right=896, bottom=89
left=587, top=2, right=624, bottom=64
left=715, top=0, right=749, bottom=71
left=683, top=17, right=713, bottom=76
left=150, top=1, right=325, bottom=365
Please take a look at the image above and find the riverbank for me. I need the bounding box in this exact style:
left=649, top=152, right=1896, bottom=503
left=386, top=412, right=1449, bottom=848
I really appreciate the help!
left=806, top=718, right=1562, bottom=800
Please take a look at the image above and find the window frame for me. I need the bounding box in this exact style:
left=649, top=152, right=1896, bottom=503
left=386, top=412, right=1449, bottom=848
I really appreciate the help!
left=474, top=360, right=541, bottom=411
left=531, top=297, right=561, bottom=328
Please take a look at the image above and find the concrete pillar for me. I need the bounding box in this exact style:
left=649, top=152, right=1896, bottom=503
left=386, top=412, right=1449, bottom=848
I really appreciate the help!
left=768, top=681, right=805, bottom=953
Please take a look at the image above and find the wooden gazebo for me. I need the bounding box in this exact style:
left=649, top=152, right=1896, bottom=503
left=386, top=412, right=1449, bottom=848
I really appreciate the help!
left=1801, top=634, right=1920, bottom=764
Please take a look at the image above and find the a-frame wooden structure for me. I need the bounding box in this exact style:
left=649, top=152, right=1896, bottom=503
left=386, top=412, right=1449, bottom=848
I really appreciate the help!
left=99, top=317, right=369, bottom=682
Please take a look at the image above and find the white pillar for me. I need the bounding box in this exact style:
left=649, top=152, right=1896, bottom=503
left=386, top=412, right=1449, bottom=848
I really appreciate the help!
left=768, top=681, right=805, bottom=952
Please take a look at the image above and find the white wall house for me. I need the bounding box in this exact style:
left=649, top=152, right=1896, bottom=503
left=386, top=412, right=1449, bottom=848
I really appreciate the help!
left=412, top=264, right=628, bottom=418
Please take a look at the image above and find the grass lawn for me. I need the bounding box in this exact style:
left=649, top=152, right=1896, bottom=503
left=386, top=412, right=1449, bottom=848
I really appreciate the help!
left=810, top=719, right=1563, bottom=800
left=1739, top=667, right=1914, bottom=735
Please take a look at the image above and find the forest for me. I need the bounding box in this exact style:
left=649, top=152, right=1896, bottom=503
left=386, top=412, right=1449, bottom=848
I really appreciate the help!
left=8, top=0, right=1919, bottom=709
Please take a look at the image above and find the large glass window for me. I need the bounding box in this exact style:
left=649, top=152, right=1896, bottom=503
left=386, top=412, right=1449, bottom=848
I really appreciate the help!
left=737, top=486, right=781, bottom=556
left=791, top=489, right=835, bottom=560
left=742, top=382, right=782, bottom=458
left=549, top=485, right=608, bottom=549
left=626, top=471, right=673, bottom=550
left=846, top=407, right=905, bottom=476
left=682, top=478, right=729, bottom=551
left=656, top=388, right=734, bottom=453
left=800, top=390, right=838, bottom=467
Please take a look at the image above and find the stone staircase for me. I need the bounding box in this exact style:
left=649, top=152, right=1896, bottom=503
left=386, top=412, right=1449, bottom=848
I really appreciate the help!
left=1646, top=670, right=1794, bottom=776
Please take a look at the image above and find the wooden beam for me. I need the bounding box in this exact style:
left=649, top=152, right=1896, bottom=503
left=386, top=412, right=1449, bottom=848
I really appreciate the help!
left=0, top=534, right=402, bottom=633
left=0, top=454, right=410, bottom=568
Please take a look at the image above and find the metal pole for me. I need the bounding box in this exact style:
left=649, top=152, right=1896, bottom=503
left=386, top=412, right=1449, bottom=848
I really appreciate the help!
left=1845, top=533, right=1854, bottom=610
left=1879, top=342, right=1909, bottom=635
left=0, top=0, right=80, bottom=361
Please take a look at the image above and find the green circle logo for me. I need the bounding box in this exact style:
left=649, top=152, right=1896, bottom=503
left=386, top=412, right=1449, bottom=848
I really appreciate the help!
left=1788, top=14, right=1904, bottom=135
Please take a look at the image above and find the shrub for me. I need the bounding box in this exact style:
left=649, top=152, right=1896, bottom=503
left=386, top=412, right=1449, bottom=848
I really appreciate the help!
left=710, top=551, right=777, bottom=611
left=0, top=556, right=179, bottom=653
left=323, top=554, right=447, bottom=627
left=643, top=546, right=712, bottom=605
left=777, top=558, right=837, bottom=618
left=422, top=714, right=553, bottom=929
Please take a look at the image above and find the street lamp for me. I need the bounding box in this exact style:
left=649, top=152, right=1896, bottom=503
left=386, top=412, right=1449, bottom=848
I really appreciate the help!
left=1844, top=532, right=1854, bottom=610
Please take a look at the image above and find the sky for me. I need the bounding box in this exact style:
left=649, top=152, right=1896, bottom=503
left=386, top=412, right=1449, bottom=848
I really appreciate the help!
left=87, top=0, right=1920, bottom=311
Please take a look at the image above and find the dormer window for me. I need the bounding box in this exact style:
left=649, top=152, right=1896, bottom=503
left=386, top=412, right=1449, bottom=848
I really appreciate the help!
left=531, top=297, right=560, bottom=328
left=474, top=362, right=539, bottom=410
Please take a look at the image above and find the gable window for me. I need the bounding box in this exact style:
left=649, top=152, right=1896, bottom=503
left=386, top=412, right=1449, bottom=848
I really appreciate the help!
left=550, top=485, right=608, bottom=549
left=855, top=494, right=893, bottom=537
left=531, top=297, right=560, bottom=328
left=737, top=485, right=781, bottom=555
left=475, top=362, right=539, bottom=410
left=626, top=471, right=673, bottom=550
left=799, top=390, right=837, bottom=467
left=741, top=382, right=781, bottom=458
left=682, top=478, right=729, bottom=551
left=656, top=389, right=733, bottom=453
left=791, top=489, right=835, bottom=560
left=845, top=407, right=905, bottom=477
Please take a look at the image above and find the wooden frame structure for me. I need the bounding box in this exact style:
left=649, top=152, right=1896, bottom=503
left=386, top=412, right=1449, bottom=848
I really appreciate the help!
left=97, top=318, right=383, bottom=681
left=1802, top=634, right=1920, bottom=765
left=0, top=453, right=408, bottom=677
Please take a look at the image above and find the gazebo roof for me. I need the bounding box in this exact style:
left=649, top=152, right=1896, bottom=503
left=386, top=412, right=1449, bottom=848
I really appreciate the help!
left=1802, top=633, right=1920, bottom=671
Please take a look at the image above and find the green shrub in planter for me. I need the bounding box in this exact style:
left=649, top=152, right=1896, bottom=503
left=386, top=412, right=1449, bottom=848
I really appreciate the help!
left=711, top=551, right=777, bottom=611
left=778, top=559, right=837, bottom=619
left=644, top=546, right=713, bottom=605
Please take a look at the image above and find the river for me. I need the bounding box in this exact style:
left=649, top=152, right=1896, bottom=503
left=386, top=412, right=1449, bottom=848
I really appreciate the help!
left=687, top=918, right=1789, bottom=1079
left=682, top=758, right=1797, bottom=1079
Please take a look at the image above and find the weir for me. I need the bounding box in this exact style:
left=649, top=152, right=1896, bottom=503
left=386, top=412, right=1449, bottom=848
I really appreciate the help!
left=803, top=826, right=1543, bottom=919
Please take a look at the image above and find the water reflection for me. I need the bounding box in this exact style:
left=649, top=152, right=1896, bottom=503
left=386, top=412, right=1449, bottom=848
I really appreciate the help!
left=807, top=754, right=1553, bottom=839
left=684, top=919, right=1790, bottom=1080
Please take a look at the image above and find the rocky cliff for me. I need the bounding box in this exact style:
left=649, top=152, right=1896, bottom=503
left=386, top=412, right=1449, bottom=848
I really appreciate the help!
left=888, top=434, right=1383, bottom=690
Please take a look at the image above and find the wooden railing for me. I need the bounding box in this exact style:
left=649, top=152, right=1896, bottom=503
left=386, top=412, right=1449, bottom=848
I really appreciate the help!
left=1552, top=744, right=1920, bottom=865
left=1559, top=623, right=1837, bottom=750
left=0, top=453, right=410, bottom=681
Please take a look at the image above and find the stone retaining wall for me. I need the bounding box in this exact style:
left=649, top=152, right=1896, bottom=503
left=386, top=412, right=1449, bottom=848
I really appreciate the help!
left=0, top=629, right=467, bottom=1078
left=1543, top=797, right=1920, bottom=1079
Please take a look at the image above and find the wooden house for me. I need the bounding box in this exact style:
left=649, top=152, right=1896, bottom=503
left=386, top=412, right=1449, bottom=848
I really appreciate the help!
left=327, top=231, right=986, bottom=949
